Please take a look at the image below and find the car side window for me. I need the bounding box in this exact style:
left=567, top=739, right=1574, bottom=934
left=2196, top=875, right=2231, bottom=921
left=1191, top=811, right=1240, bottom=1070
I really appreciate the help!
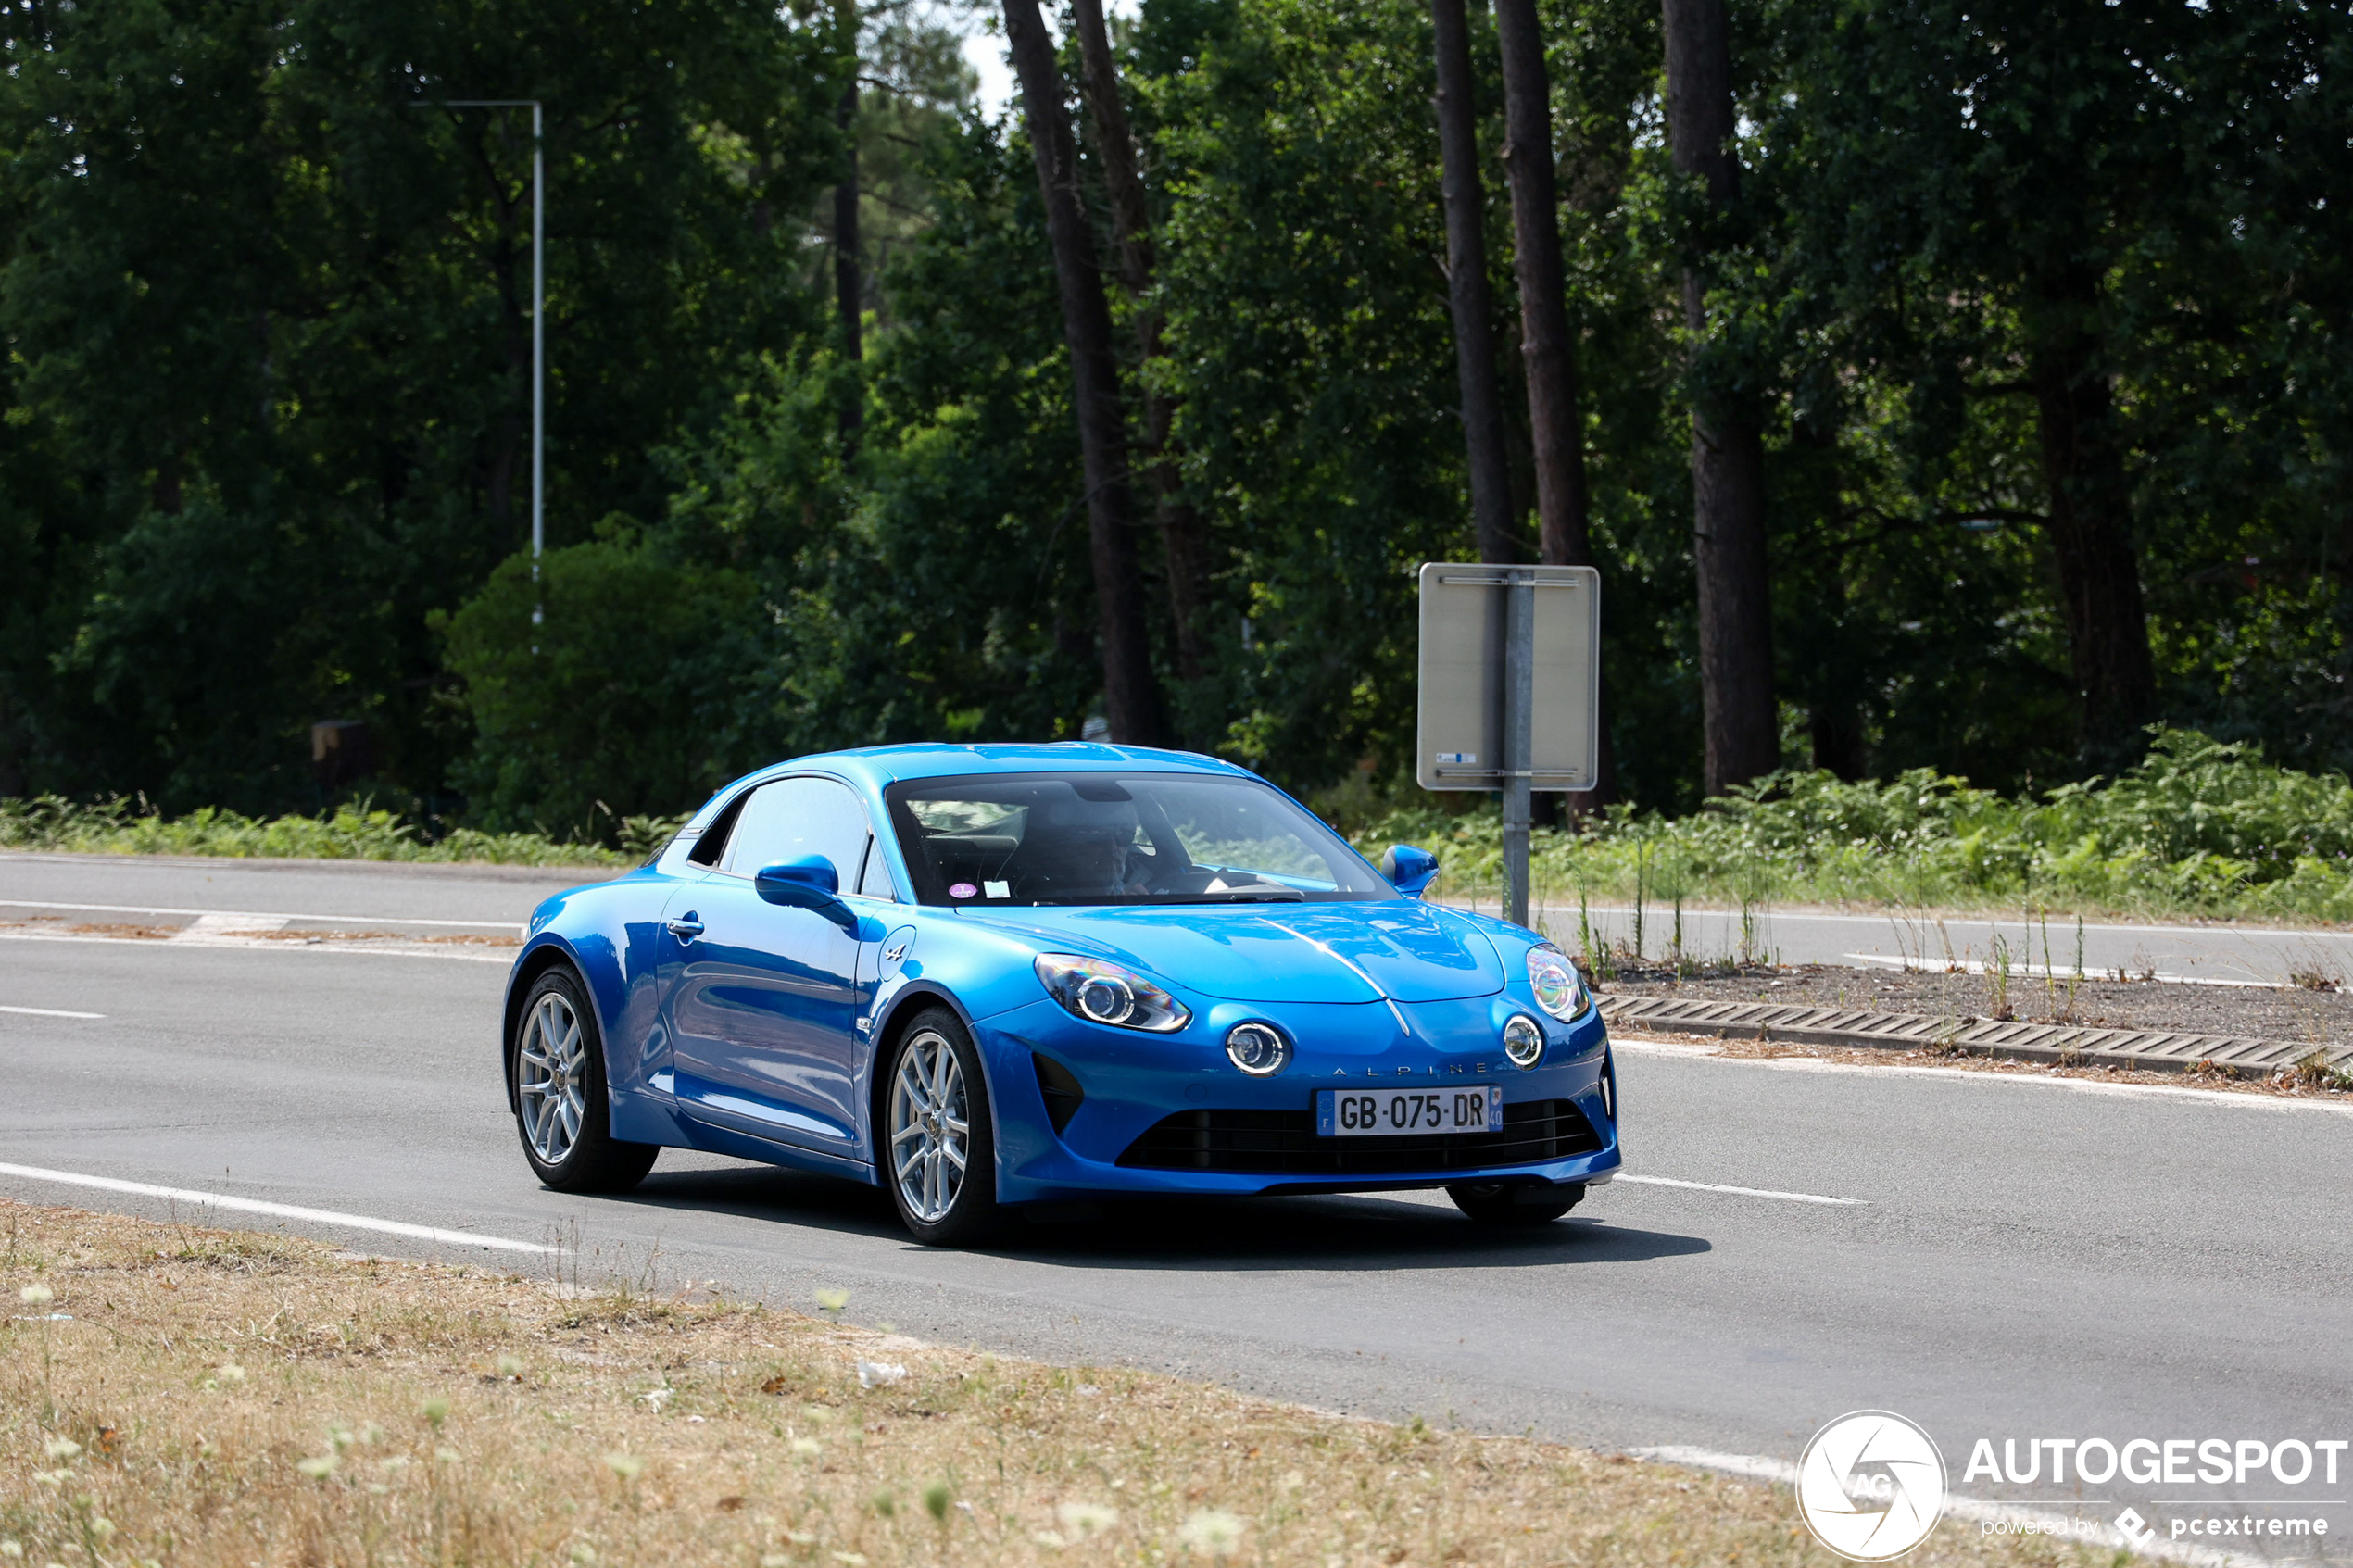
left=720, top=777, right=872, bottom=884
left=856, top=835, right=899, bottom=901
left=686, top=789, right=750, bottom=867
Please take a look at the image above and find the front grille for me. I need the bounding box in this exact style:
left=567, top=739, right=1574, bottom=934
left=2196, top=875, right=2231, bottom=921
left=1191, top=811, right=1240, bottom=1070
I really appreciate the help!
left=1117, top=1098, right=1602, bottom=1176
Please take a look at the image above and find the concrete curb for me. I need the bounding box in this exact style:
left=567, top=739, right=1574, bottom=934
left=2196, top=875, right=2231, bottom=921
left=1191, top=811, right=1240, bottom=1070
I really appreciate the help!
left=1598, top=995, right=2351, bottom=1080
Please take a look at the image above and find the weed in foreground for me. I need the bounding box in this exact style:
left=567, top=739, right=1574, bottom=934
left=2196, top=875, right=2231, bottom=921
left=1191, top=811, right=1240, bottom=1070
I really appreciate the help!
left=2272, top=1049, right=2353, bottom=1093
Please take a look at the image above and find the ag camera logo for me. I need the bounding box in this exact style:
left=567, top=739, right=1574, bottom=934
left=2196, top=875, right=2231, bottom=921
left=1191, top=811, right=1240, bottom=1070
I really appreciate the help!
left=1797, top=1410, right=1948, bottom=1561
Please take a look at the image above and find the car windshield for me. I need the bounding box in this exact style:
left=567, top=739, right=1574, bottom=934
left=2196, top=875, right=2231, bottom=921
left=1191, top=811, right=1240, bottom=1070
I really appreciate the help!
left=884, top=771, right=1393, bottom=907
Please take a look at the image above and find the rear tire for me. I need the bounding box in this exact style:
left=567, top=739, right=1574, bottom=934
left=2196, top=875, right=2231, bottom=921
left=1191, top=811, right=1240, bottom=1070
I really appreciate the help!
left=510, top=967, right=659, bottom=1194
left=1447, top=1180, right=1583, bottom=1225
left=882, top=1008, right=1001, bottom=1246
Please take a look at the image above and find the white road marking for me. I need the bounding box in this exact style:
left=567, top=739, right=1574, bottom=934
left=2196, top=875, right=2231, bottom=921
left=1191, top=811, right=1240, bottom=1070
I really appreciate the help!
left=0, top=897, right=519, bottom=931
left=1631, top=1444, right=2259, bottom=1567
left=0, top=1004, right=105, bottom=1019
left=0, top=1162, right=554, bottom=1254
left=172, top=912, right=287, bottom=946
left=1614, top=1173, right=1867, bottom=1207
left=1611, top=1034, right=2353, bottom=1119
left=0, top=931, right=513, bottom=963
left=1843, top=950, right=2283, bottom=989
left=1609, top=1036, right=1717, bottom=1058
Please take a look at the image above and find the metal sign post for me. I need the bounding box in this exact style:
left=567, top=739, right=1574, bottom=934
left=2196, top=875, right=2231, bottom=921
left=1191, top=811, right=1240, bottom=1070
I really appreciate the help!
left=1416, top=563, right=1601, bottom=927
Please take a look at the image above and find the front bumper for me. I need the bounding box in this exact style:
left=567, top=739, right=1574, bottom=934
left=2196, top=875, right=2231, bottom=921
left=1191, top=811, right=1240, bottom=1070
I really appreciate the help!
left=974, top=992, right=1620, bottom=1204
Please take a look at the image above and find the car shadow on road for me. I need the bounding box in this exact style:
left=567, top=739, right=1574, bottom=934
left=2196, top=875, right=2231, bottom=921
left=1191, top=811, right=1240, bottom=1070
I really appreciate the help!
left=610, top=1163, right=1710, bottom=1272
left=992, top=1193, right=1712, bottom=1273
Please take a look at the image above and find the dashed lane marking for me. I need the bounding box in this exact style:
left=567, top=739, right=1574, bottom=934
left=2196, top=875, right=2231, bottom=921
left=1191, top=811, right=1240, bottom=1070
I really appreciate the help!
left=1613, top=1174, right=1867, bottom=1207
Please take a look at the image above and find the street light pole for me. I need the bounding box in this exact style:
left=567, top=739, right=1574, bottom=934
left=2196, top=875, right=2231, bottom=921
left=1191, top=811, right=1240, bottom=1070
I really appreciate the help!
left=411, top=97, right=545, bottom=636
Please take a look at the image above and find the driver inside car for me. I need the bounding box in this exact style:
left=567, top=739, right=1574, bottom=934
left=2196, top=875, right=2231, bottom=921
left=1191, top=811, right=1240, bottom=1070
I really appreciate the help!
left=1019, top=794, right=1154, bottom=897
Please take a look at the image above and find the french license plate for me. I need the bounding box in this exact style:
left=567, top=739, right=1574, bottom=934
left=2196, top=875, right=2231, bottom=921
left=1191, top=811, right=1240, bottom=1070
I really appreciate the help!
left=1315, top=1085, right=1502, bottom=1137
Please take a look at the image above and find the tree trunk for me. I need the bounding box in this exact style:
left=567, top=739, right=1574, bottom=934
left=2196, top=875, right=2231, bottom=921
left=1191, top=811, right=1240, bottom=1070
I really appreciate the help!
left=1429, top=0, right=1515, bottom=566
left=1492, top=0, right=1616, bottom=811
left=834, top=77, right=862, bottom=455
left=1069, top=0, right=1151, bottom=287
left=2026, top=274, right=2153, bottom=761
left=1686, top=370, right=1776, bottom=795
left=1003, top=0, right=1169, bottom=746
left=1069, top=0, right=1206, bottom=686
left=1492, top=0, right=1587, bottom=571
left=1663, top=0, right=1776, bottom=795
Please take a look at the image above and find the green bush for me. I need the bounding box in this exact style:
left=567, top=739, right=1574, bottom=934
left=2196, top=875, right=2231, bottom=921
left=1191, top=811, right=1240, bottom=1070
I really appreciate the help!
left=1348, top=729, right=2353, bottom=925
left=437, top=536, right=774, bottom=838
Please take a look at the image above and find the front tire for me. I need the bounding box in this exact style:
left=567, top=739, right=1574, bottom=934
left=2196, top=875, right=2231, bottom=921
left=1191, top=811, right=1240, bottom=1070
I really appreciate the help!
left=510, top=967, right=658, bottom=1194
left=1447, top=1180, right=1584, bottom=1226
left=882, top=1008, right=1000, bottom=1246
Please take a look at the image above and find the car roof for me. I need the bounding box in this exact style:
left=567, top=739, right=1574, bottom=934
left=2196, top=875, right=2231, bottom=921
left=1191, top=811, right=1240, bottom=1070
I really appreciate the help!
left=673, top=744, right=1289, bottom=846
left=804, top=742, right=1253, bottom=789
left=693, top=745, right=1259, bottom=820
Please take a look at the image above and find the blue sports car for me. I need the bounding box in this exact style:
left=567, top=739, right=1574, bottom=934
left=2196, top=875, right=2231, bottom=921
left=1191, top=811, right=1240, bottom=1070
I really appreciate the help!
left=502, top=744, right=1620, bottom=1244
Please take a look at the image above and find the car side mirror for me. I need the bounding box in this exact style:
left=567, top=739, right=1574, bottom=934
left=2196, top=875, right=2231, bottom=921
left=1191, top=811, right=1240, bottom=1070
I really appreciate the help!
left=755, top=857, right=853, bottom=927
left=1378, top=844, right=1440, bottom=898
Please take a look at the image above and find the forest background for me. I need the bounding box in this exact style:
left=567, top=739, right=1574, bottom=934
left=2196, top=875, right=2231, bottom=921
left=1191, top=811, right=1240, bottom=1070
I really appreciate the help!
left=0, top=0, right=2347, bottom=877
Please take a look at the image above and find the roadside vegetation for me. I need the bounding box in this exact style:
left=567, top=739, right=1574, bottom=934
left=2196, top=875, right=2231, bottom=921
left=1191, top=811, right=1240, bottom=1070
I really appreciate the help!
left=1340, top=730, right=2353, bottom=928
left=5, top=728, right=2351, bottom=930
left=0, top=1202, right=2112, bottom=1568
left=0, top=797, right=672, bottom=870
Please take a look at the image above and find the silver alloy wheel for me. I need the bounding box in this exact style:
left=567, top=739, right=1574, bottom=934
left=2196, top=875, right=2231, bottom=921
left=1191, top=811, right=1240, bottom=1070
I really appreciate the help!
left=517, top=990, right=587, bottom=1166
left=888, top=1028, right=970, bottom=1224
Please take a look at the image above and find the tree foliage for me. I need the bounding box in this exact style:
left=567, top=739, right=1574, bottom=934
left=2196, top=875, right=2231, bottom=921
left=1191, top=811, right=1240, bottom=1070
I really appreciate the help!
left=1, top=0, right=2348, bottom=834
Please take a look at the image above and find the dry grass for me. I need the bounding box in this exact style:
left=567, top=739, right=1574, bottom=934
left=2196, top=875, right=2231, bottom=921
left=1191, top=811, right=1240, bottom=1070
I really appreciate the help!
left=0, top=1201, right=2118, bottom=1568
left=231, top=930, right=522, bottom=947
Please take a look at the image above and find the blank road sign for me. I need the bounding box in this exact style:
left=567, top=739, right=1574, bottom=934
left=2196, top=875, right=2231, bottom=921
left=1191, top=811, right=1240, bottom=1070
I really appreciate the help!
left=1416, top=562, right=1601, bottom=792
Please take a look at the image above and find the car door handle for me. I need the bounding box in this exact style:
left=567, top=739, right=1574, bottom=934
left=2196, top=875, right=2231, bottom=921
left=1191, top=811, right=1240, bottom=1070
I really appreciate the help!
left=665, top=913, right=705, bottom=941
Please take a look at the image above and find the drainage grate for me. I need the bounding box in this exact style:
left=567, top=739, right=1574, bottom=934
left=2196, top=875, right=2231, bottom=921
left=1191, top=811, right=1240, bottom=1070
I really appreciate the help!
left=1597, top=994, right=2347, bottom=1078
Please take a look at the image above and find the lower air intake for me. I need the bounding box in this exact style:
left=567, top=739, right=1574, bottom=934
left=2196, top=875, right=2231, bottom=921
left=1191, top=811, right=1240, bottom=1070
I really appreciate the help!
left=1117, top=1098, right=1602, bottom=1176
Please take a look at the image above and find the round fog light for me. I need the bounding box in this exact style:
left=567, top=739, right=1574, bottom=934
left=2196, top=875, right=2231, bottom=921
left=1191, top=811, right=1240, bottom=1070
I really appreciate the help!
left=1502, top=1014, right=1544, bottom=1069
left=1226, top=1022, right=1290, bottom=1076
left=1077, top=973, right=1137, bottom=1024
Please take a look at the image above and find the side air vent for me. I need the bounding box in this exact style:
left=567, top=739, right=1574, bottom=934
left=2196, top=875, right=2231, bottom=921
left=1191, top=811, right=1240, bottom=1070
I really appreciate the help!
left=1033, top=1053, right=1085, bottom=1135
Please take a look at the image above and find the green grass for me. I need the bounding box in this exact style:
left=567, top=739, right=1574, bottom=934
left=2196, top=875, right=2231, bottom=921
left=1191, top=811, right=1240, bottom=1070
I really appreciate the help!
left=0, top=797, right=680, bottom=868
left=1340, top=728, right=2353, bottom=928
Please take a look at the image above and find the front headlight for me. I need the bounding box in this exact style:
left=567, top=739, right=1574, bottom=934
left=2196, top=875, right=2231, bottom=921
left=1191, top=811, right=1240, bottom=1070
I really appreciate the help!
left=1526, top=945, right=1592, bottom=1022
left=1034, top=954, right=1192, bottom=1033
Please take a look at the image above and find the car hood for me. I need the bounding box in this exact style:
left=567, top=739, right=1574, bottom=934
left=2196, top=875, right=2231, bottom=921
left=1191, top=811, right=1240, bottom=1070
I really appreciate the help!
left=954, top=900, right=1504, bottom=1004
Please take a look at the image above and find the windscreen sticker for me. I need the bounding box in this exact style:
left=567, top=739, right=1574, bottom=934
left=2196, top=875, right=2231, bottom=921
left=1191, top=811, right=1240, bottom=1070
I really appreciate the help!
left=984, top=880, right=1011, bottom=899
left=948, top=882, right=978, bottom=899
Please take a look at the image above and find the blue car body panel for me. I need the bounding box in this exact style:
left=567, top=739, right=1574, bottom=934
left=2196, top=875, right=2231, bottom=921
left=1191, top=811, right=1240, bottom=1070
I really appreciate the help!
left=500, top=742, right=1621, bottom=1203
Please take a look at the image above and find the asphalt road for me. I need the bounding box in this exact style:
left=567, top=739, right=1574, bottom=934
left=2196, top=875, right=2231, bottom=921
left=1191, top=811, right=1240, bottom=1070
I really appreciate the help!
left=5, top=853, right=2350, bottom=1560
